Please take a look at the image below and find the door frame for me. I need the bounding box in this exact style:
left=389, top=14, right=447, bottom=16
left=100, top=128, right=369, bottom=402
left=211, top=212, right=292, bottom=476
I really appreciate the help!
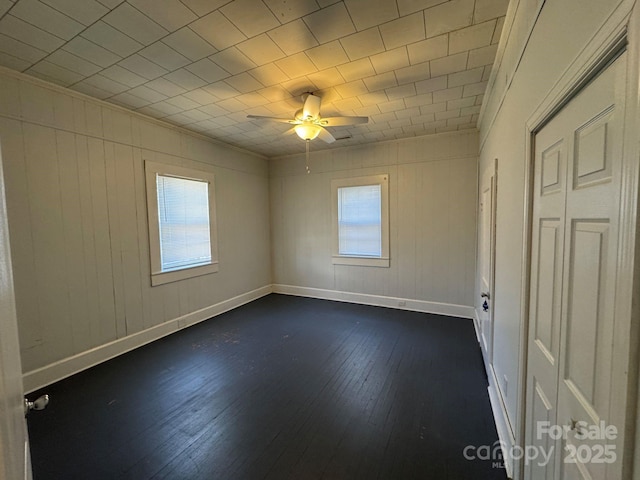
left=518, top=2, right=640, bottom=478
left=0, top=139, right=31, bottom=478
left=478, top=157, right=498, bottom=368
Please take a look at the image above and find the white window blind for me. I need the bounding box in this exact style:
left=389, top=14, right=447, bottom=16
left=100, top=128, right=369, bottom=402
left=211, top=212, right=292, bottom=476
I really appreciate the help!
left=157, top=175, right=211, bottom=272
left=337, top=184, right=382, bottom=257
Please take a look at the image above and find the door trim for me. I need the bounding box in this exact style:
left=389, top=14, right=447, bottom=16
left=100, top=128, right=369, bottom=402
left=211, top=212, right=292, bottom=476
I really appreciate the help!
left=518, top=3, right=639, bottom=478
left=0, top=137, right=31, bottom=480
left=479, top=158, right=497, bottom=367
left=619, top=4, right=640, bottom=477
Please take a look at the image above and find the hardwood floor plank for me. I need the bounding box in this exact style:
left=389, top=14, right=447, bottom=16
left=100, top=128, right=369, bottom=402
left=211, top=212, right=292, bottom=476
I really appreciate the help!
left=27, top=294, right=506, bottom=479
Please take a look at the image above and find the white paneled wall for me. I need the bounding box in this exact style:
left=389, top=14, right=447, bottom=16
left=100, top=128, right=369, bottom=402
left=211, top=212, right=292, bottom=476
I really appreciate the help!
left=0, top=69, right=271, bottom=379
left=270, top=130, right=478, bottom=314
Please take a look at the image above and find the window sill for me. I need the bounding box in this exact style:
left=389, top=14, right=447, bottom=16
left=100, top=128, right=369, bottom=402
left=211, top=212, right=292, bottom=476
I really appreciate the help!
left=331, top=256, right=390, bottom=267
left=151, top=262, right=219, bottom=286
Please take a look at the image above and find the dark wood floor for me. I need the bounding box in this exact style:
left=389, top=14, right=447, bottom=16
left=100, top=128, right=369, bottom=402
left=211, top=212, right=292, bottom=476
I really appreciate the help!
left=27, top=294, right=506, bottom=479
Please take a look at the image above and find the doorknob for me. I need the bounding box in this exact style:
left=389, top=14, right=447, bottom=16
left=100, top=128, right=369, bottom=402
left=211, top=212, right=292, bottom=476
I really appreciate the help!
left=24, top=394, right=49, bottom=416
left=481, top=292, right=490, bottom=299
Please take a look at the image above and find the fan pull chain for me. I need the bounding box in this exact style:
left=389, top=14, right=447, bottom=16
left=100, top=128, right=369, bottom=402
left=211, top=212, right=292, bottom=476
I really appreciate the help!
left=305, top=139, right=311, bottom=174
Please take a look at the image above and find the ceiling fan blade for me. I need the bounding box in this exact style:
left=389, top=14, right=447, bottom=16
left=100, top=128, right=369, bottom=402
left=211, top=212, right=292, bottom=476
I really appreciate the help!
left=319, top=116, right=369, bottom=126
left=247, top=115, right=298, bottom=124
left=302, top=93, right=321, bottom=120
left=317, top=126, right=336, bottom=144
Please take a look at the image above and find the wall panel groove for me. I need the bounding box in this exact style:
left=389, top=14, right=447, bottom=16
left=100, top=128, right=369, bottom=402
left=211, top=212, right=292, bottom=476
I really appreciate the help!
left=0, top=70, right=272, bottom=376
left=270, top=130, right=478, bottom=309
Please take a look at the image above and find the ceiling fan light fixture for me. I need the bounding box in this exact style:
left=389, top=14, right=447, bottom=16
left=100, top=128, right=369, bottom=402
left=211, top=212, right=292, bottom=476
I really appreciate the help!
left=294, top=123, right=321, bottom=141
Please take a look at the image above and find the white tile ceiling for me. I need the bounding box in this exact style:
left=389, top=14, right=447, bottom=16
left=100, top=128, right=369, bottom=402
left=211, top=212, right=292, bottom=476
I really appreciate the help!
left=0, top=0, right=509, bottom=157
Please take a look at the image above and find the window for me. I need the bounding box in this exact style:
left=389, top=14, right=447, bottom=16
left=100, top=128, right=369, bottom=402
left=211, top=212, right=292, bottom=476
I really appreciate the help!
left=331, top=174, right=389, bottom=267
left=338, top=184, right=382, bottom=256
left=145, top=161, right=218, bottom=286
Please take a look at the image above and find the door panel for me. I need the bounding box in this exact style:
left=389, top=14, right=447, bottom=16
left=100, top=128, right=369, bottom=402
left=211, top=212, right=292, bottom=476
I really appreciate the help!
left=525, top=53, right=627, bottom=479
left=541, top=141, right=564, bottom=195
left=556, top=55, right=625, bottom=479
left=0, top=139, right=31, bottom=479
left=533, top=219, right=561, bottom=361
left=565, top=221, right=610, bottom=410
left=527, top=378, right=556, bottom=479
left=525, top=115, right=566, bottom=480
left=479, top=160, right=496, bottom=363
left=573, top=108, right=614, bottom=187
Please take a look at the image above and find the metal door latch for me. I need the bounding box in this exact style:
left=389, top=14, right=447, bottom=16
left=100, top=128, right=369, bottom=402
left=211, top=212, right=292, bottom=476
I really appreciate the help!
left=482, top=300, right=489, bottom=312
left=24, top=395, right=49, bottom=416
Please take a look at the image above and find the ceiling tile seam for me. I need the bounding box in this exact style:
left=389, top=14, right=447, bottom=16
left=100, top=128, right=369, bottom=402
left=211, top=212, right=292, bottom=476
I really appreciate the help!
left=2, top=2, right=499, bottom=154
left=470, top=0, right=479, bottom=23
left=298, top=18, right=495, bottom=77
left=2, top=13, right=76, bottom=51
left=72, top=48, right=238, bottom=103
left=121, top=1, right=327, bottom=60
left=165, top=28, right=220, bottom=60
left=51, top=49, right=114, bottom=80
left=342, top=0, right=357, bottom=32
left=8, top=2, right=83, bottom=39
left=3, top=0, right=150, bottom=73
left=176, top=0, right=199, bottom=18
left=174, top=0, right=233, bottom=19
left=490, top=16, right=504, bottom=45
left=374, top=11, right=426, bottom=51
left=0, top=1, right=17, bottom=23
left=0, top=50, right=33, bottom=70
left=300, top=5, right=355, bottom=47
left=25, top=3, right=247, bottom=93
left=217, top=1, right=282, bottom=37
left=8, top=0, right=507, bottom=85
left=4, top=3, right=153, bottom=78
left=82, top=5, right=496, bottom=105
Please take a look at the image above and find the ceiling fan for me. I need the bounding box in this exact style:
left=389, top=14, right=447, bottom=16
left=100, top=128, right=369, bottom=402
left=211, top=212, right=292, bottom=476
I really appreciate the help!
left=247, top=92, right=368, bottom=144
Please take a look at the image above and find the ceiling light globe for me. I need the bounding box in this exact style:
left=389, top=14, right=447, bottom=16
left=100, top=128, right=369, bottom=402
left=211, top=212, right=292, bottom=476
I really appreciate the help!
left=294, top=124, right=321, bottom=141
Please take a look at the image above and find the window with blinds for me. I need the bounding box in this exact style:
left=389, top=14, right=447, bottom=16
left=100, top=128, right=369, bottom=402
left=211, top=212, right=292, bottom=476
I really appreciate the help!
left=157, top=175, right=212, bottom=272
left=337, top=184, right=382, bottom=257
left=145, top=161, right=218, bottom=286
left=331, top=174, right=389, bottom=267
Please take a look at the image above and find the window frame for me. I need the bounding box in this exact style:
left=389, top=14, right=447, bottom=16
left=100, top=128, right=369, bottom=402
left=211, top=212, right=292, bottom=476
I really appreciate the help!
left=145, top=160, right=219, bottom=286
left=331, top=174, right=390, bottom=267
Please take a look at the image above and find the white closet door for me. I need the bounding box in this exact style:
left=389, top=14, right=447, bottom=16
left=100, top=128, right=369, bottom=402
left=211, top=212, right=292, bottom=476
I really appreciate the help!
left=525, top=85, right=567, bottom=480
left=525, top=52, right=628, bottom=480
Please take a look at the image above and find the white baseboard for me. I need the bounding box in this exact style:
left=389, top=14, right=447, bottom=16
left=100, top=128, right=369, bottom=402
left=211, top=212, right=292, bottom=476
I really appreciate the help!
left=472, top=307, right=515, bottom=478
left=272, top=284, right=475, bottom=319
left=487, top=365, right=516, bottom=479
left=23, top=285, right=273, bottom=393
left=24, top=284, right=475, bottom=392
left=473, top=308, right=481, bottom=342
